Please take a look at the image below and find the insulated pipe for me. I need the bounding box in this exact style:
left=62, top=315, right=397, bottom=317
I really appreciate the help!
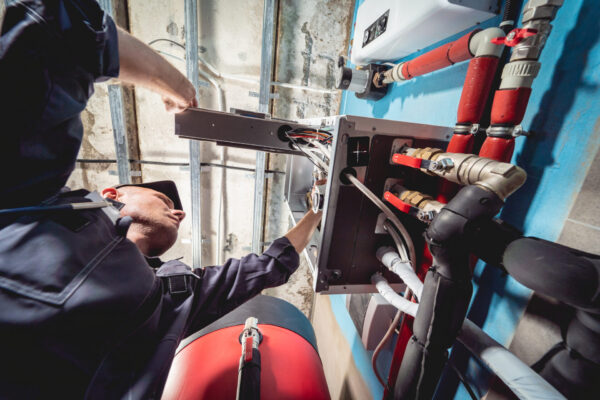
left=377, top=247, right=424, bottom=300
left=458, top=319, right=566, bottom=400
left=380, top=30, right=477, bottom=84
left=394, top=185, right=506, bottom=400
left=372, top=274, right=418, bottom=317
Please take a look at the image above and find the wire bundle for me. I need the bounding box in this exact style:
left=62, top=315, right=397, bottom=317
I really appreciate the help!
left=285, top=128, right=332, bottom=174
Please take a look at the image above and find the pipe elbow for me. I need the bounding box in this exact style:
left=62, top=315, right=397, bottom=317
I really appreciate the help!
left=431, top=152, right=526, bottom=200
left=478, top=163, right=526, bottom=200
left=469, top=27, right=505, bottom=57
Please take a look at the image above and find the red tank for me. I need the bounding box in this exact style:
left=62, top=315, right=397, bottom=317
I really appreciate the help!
left=162, top=295, right=330, bottom=400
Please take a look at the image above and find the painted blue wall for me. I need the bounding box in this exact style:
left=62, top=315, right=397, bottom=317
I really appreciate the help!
left=333, top=0, right=600, bottom=398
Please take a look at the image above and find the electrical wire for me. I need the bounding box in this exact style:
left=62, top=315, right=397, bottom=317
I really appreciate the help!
left=383, top=219, right=409, bottom=264
left=75, top=159, right=285, bottom=174
left=148, top=38, right=186, bottom=50
left=371, top=220, right=421, bottom=389
left=285, top=132, right=329, bottom=174
left=308, top=139, right=331, bottom=160
left=372, top=310, right=403, bottom=389
left=449, top=362, right=478, bottom=400
left=345, top=173, right=416, bottom=267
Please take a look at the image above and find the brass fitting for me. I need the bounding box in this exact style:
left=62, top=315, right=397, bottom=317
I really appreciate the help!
left=399, top=190, right=444, bottom=214
left=405, top=147, right=445, bottom=175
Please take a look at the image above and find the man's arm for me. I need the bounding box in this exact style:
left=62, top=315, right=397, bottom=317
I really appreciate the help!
left=285, top=210, right=323, bottom=254
left=183, top=210, right=323, bottom=333
left=116, top=27, right=197, bottom=112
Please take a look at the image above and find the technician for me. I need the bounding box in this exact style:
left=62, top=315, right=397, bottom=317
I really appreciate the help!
left=0, top=1, right=321, bottom=398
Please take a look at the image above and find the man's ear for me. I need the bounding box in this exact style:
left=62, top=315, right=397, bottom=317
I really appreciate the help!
left=101, top=187, right=119, bottom=200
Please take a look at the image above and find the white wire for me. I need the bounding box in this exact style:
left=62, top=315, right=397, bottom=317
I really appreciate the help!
left=346, top=173, right=416, bottom=267
left=308, top=139, right=331, bottom=160
left=303, top=147, right=330, bottom=171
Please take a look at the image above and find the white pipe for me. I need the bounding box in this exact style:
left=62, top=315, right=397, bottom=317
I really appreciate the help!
left=377, top=247, right=424, bottom=300
left=270, top=81, right=336, bottom=94
left=372, top=274, right=418, bottom=317
left=458, top=319, right=566, bottom=400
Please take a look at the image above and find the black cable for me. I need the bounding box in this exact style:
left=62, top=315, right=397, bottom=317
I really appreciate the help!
left=147, top=38, right=186, bottom=50
left=501, top=0, right=522, bottom=34
left=449, top=362, right=478, bottom=400
left=75, top=159, right=285, bottom=175
left=530, top=341, right=566, bottom=372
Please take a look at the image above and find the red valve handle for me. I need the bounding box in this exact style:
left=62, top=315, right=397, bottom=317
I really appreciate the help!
left=392, top=153, right=423, bottom=168
left=384, top=191, right=413, bottom=214
left=491, top=28, right=537, bottom=47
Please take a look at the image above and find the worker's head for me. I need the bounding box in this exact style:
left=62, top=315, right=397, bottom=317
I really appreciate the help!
left=101, top=181, right=185, bottom=257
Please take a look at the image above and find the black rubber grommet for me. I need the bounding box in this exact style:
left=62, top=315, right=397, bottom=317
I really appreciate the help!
left=339, top=167, right=357, bottom=185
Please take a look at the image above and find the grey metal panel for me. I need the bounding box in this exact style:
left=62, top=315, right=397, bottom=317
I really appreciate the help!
left=184, top=0, right=202, bottom=269
left=98, top=0, right=131, bottom=185
left=174, top=108, right=305, bottom=155
left=309, top=115, right=452, bottom=294
left=284, top=154, right=314, bottom=212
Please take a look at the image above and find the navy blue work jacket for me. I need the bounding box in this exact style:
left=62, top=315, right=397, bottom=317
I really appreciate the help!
left=0, top=1, right=301, bottom=398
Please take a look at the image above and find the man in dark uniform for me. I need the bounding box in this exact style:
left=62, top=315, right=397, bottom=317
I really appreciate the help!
left=0, top=1, right=322, bottom=398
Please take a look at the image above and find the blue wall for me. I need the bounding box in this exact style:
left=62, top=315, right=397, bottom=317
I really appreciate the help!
left=335, top=0, right=600, bottom=398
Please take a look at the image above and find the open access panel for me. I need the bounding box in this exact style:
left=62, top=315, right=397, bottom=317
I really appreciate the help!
left=175, top=109, right=451, bottom=294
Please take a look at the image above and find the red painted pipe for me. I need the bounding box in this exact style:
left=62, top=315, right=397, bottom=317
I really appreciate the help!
left=457, top=57, right=501, bottom=124
left=490, top=87, right=532, bottom=125
left=446, top=133, right=474, bottom=157
left=480, top=87, right=530, bottom=162
left=401, top=30, right=477, bottom=80
left=479, top=136, right=515, bottom=162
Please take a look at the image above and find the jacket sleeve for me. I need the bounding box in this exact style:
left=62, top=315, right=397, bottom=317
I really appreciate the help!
left=0, top=0, right=119, bottom=81
left=185, top=236, right=300, bottom=334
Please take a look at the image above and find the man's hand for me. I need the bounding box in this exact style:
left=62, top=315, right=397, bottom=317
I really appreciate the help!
left=161, top=84, right=198, bottom=113
left=284, top=210, right=323, bottom=254
left=116, top=27, right=198, bottom=113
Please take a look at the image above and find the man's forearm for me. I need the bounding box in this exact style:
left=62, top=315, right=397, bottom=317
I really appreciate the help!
left=116, top=27, right=196, bottom=108
left=285, top=211, right=322, bottom=254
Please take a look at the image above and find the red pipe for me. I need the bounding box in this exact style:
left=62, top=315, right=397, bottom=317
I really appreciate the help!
left=479, top=87, right=530, bottom=162
left=446, top=133, right=475, bottom=157
left=479, top=137, right=515, bottom=162
left=490, top=87, right=532, bottom=125
left=401, top=30, right=477, bottom=80
left=457, top=57, right=501, bottom=124
left=437, top=55, right=501, bottom=202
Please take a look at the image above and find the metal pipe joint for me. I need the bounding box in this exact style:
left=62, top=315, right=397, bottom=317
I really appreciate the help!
left=469, top=27, right=506, bottom=57
left=403, top=147, right=527, bottom=200
left=432, top=152, right=527, bottom=200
